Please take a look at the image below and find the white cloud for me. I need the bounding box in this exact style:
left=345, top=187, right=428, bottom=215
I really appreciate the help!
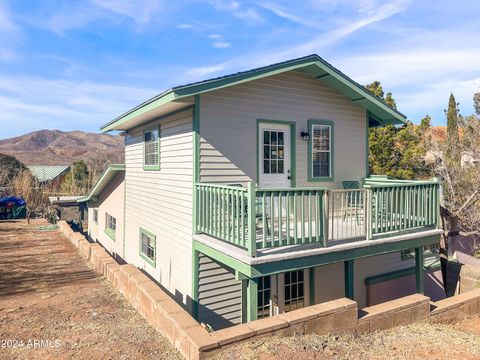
left=37, top=0, right=167, bottom=34
left=213, top=41, right=231, bottom=49
left=90, top=0, right=164, bottom=25
left=0, top=75, right=158, bottom=136
left=208, top=34, right=222, bottom=39
left=0, top=3, right=21, bottom=62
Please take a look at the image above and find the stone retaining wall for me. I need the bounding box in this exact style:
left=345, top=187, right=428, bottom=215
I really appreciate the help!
left=57, top=221, right=480, bottom=360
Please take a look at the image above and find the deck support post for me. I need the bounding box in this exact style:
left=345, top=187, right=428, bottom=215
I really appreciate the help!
left=247, top=181, right=257, bottom=257
left=192, top=249, right=200, bottom=319
left=415, top=247, right=424, bottom=294
left=246, top=277, right=258, bottom=322
left=344, top=259, right=354, bottom=300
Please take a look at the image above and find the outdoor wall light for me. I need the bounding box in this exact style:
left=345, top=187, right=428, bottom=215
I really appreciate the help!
left=300, top=131, right=310, bottom=141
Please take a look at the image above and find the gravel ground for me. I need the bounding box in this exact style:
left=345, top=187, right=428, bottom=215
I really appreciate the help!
left=213, top=316, right=480, bottom=360
left=0, top=219, right=182, bottom=360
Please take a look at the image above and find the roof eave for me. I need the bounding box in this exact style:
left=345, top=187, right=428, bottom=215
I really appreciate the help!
left=101, top=54, right=406, bottom=132
left=77, top=164, right=125, bottom=203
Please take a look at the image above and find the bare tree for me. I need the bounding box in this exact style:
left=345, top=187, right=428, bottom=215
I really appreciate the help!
left=85, top=149, right=124, bottom=185
left=428, top=115, right=480, bottom=254
left=13, top=170, right=49, bottom=223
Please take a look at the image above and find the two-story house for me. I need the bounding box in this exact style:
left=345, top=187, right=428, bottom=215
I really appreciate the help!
left=79, top=54, right=444, bottom=330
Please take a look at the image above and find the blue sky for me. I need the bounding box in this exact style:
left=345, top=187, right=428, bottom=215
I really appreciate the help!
left=1, top=0, right=479, bottom=138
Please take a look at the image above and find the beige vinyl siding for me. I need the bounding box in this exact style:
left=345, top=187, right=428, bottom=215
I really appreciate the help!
left=314, top=252, right=415, bottom=308
left=197, top=253, right=242, bottom=330
left=87, top=172, right=125, bottom=259
left=199, top=70, right=367, bottom=187
left=124, top=108, right=194, bottom=307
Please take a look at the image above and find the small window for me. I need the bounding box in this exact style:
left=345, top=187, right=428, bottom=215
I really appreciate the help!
left=308, top=120, right=333, bottom=181
left=140, top=228, right=156, bottom=267
left=93, top=209, right=98, bottom=224
left=104, top=213, right=116, bottom=240
left=144, top=128, right=160, bottom=170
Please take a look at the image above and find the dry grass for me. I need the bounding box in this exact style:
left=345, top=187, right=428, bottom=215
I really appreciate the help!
left=214, top=317, right=480, bottom=360
left=0, top=219, right=181, bottom=360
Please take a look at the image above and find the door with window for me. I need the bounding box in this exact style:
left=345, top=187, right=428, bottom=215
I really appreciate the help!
left=257, top=269, right=310, bottom=319
left=258, top=123, right=291, bottom=188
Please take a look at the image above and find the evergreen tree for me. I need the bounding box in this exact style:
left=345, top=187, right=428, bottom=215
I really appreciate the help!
left=365, top=81, right=429, bottom=179
left=445, top=93, right=459, bottom=158
left=474, top=92, right=480, bottom=117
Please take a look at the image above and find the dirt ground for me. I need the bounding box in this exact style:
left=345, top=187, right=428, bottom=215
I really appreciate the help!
left=212, top=316, right=480, bottom=360
left=3, top=220, right=480, bottom=360
left=0, top=219, right=182, bottom=360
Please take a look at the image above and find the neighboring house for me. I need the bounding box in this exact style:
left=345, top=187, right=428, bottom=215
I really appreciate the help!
left=79, top=54, right=443, bottom=330
left=27, top=165, right=70, bottom=186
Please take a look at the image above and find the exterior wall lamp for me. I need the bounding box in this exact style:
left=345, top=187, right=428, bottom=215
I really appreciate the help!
left=300, top=131, right=310, bottom=141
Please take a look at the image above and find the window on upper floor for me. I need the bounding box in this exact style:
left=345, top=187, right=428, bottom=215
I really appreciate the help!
left=144, top=127, right=160, bottom=170
left=140, top=228, right=156, bottom=267
left=308, top=120, right=333, bottom=181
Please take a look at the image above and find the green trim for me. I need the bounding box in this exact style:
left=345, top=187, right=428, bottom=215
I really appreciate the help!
left=415, top=247, right=424, bottom=294
left=143, top=126, right=161, bottom=171
left=104, top=228, right=116, bottom=241
left=192, top=95, right=200, bottom=235
left=139, top=227, right=156, bottom=268
left=193, top=240, right=253, bottom=276
left=344, top=260, right=354, bottom=300
left=256, top=119, right=296, bottom=187
left=246, top=278, right=258, bottom=322
left=77, top=164, right=125, bottom=202
left=192, top=249, right=199, bottom=319
left=128, top=105, right=194, bottom=133
left=309, top=267, right=315, bottom=305
left=365, top=260, right=441, bottom=286
left=101, top=54, right=406, bottom=132
left=308, top=119, right=334, bottom=182
left=122, top=168, right=127, bottom=259
left=366, top=110, right=370, bottom=177
left=196, top=233, right=441, bottom=279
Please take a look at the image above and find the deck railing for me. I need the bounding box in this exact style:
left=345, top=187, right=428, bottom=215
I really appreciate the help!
left=256, top=188, right=325, bottom=249
left=194, top=178, right=440, bottom=256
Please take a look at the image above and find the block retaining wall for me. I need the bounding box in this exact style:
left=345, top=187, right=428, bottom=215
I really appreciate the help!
left=57, top=221, right=480, bottom=360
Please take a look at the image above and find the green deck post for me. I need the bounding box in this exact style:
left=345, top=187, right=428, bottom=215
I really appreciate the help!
left=192, top=249, right=200, bottom=319
left=415, top=247, right=424, bottom=294
left=344, top=259, right=354, bottom=300
left=246, top=277, right=258, bottom=322
left=247, top=181, right=257, bottom=257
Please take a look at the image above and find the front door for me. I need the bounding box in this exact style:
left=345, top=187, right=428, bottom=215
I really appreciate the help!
left=258, top=123, right=291, bottom=188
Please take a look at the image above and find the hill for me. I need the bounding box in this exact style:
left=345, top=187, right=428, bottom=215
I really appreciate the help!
left=0, top=130, right=124, bottom=165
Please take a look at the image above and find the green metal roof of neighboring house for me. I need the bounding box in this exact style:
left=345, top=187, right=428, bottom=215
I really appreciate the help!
left=101, top=54, right=407, bottom=132
left=27, top=165, right=70, bottom=182
left=77, top=164, right=125, bottom=203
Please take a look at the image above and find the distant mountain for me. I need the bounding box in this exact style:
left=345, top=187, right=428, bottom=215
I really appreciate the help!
left=0, top=130, right=124, bottom=165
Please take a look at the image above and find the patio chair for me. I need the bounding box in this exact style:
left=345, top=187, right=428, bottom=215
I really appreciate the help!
left=342, top=181, right=363, bottom=224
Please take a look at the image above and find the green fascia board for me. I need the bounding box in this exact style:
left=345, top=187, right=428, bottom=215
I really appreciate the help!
left=77, top=164, right=125, bottom=203
left=101, top=54, right=406, bottom=132
left=101, top=91, right=178, bottom=132
left=194, top=233, right=440, bottom=279
left=251, top=234, right=441, bottom=277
